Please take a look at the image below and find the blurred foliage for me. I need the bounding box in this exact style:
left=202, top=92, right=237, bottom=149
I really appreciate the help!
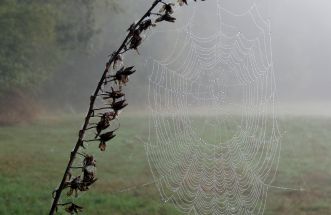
left=0, top=0, right=121, bottom=123
left=0, top=0, right=56, bottom=92
left=40, top=0, right=143, bottom=110
left=0, top=0, right=118, bottom=94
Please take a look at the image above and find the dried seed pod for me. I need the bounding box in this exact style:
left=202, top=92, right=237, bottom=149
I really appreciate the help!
left=111, top=66, right=136, bottom=86
left=112, top=100, right=128, bottom=112
left=102, top=87, right=125, bottom=102
left=127, top=21, right=137, bottom=33
left=112, top=53, right=124, bottom=69
left=83, top=165, right=97, bottom=186
left=99, top=131, right=116, bottom=142
left=139, top=19, right=156, bottom=31
left=83, top=155, right=96, bottom=167
left=121, top=66, right=136, bottom=76
left=155, top=13, right=176, bottom=23
left=98, top=131, right=116, bottom=151
left=95, top=111, right=117, bottom=137
left=159, top=3, right=175, bottom=14
left=95, top=117, right=110, bottom=138
left=129, top=30, right=143, bottom=54
left=178, top=0, right=188, bottom=6
left=65, top=176, right=82, bottom=197
left=65, top=203, right=83, bottom=215
left=104, top=111, right=117, bottom=120
left=99, top=143, right=106, bottom=151
left=82, top=163, right=97, bottom=190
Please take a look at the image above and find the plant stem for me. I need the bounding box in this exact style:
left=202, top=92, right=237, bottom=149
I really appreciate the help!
left=49, top=1, right=161, bottom=214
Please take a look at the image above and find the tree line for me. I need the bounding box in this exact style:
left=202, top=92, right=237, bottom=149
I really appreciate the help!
left=0, top=0, right=119, bottom=124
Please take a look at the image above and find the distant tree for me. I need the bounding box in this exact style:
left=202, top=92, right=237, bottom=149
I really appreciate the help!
left=0, top=0, right=56, bottom=92
left=0, top=0, right=118, bottom=124
left=40, top=0, right=123, bottom=110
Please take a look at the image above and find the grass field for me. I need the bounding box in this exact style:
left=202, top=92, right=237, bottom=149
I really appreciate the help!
left=0, top=114, right=331, bottom=214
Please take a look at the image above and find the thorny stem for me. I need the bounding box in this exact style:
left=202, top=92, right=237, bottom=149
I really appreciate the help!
left=49, top=1, right=162, bottom=214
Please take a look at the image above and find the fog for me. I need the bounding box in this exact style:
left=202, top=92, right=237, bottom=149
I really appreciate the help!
left=1, top=0, right=327, bottom=114
left=271, top=0, right=331, bottom=102
left=82, top=0, right=331, bottom=115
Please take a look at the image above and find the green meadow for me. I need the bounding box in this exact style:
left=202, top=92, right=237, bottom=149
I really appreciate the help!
left=0, top=114, right=331, bottom=214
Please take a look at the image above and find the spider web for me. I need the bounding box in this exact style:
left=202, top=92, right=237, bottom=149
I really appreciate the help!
left=140, top=0, right=281, bottom=214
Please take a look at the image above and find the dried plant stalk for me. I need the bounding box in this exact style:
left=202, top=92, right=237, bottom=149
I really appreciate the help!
left=49, top=1, right=205, bottom=214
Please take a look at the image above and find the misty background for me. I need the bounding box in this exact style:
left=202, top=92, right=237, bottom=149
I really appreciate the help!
left=1, top=0, right=330, bottom=124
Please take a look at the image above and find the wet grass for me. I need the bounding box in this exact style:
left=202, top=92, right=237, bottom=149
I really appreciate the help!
left=0, top=114, right=331, bottom=214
